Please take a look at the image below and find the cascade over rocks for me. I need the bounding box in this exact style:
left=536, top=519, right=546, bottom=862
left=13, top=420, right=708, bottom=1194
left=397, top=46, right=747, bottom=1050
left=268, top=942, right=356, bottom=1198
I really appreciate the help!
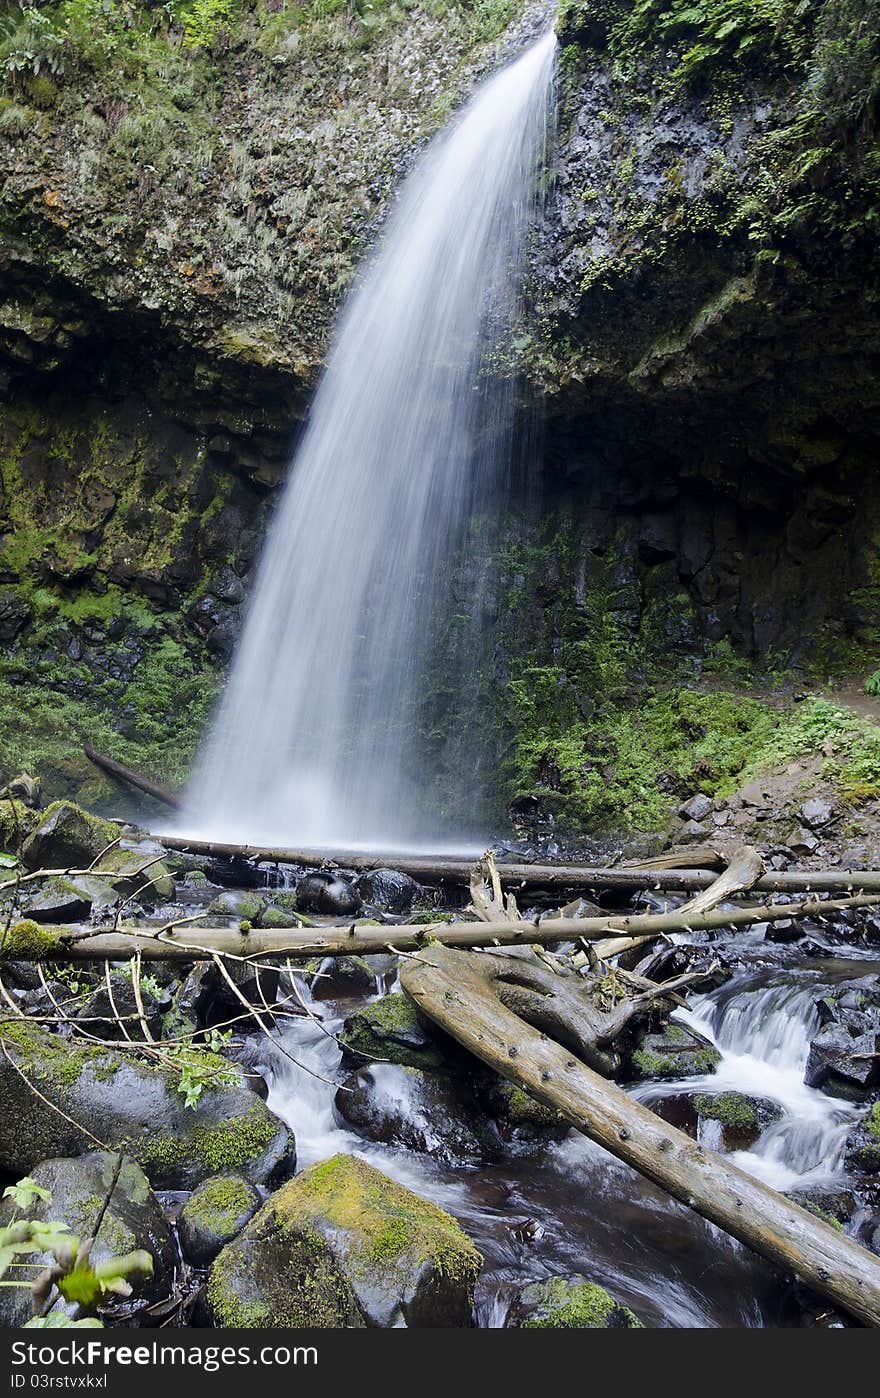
left=333, top=1065, right=503, bottom=1166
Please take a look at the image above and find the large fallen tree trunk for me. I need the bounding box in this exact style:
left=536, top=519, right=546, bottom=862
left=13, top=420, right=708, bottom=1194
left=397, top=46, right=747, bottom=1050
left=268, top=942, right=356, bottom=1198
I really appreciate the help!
left=8, top=890, right=880, bottom=960
left=153, top=833, right=880, bottom=895
left=84, top=745, right=180, bottom=811
left=399, top=943, right=880, bottom=1327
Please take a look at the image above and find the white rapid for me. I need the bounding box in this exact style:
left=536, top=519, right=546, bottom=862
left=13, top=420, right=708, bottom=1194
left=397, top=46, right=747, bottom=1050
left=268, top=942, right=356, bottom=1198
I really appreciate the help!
left=184, top=31, right=556, bottom=849
left=648, top=976, right=859, bottom=1192
left=262, top=959, right=868, bottom=1329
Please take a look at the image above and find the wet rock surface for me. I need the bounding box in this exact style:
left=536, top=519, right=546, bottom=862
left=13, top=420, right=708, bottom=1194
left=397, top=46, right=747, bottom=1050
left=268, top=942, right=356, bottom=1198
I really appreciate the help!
left=334, top=1065, right=501, bottom=1166
left=805, top=979, right=880, bottom=1100
left=178, top=1173, right=262, bottom=1269
left=205, top=1154, right=482, bottom=1328
left=0, top=1151, right=176, bottom=1327
left=0, top=1021, right=295, bottom=1190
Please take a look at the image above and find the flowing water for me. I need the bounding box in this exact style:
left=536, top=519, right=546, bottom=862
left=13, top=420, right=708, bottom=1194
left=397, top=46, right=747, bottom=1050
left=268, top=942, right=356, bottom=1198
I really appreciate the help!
left=184, top=32, right=556, bottom=850
left=259, top=943, right=878, bottom=1328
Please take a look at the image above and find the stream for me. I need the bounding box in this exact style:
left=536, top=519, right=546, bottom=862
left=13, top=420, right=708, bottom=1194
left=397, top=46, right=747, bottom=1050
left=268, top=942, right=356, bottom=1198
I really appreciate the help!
left=255, top=937, right=879, bottom=1329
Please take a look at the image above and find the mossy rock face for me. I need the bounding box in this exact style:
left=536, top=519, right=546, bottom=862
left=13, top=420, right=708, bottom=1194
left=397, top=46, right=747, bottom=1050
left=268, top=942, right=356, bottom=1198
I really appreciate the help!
left=844, top=1101, right=880, bottom=1173
left=0, top=1149, right=176, bottom=1326
left=0, top=798, right=40, bottom=854
left=474, top=1073, right=568, bottom=1143
left=333, top=1066, right=501, bottom=1166
left=339, top=992, right=462, bottom=1073
left=0, top=1020, right=295, bottom=1189
left=626, top=1021, right=721, bottom=1081
left=693, top=1090, right=784, bottom=1151
left=178, top=1172, right=261, bottom=1268
left=514, top=1275, right=644, bottom=1329
left=21, top=802, right=119, bottom=872
left=0, top=919, right=64, bottom=958
left=206, top=1154, right=482, bottom=1328
left=95, top=848, right=176, bottom=904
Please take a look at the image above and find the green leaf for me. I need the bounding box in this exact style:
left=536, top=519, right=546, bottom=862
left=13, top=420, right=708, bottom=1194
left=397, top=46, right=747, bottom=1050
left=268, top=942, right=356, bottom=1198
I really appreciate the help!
left=3, top=1177, right=51, bottom=1210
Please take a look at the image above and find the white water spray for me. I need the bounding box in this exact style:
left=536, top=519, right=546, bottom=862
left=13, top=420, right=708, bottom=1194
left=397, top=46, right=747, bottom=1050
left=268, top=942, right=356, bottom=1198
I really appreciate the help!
left=185, top=32, right=557, bottom=848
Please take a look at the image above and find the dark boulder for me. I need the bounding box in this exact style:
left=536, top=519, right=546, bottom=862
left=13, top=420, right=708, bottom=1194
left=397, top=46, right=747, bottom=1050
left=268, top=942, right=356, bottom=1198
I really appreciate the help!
left=355, top=868, right=422, bottom=913
left=21, top=802, right=118, bottom=871
left=806, top=979, right=880, bottom=1099
left=844, top=1103, right=880, bottom=1173
left=0, top=1021, right=295, bottom=1190
left=295, top=872, right=362, bottom=916
left=178, top=1172, right=261, bottom=1268
left=0, top=1151, right=176, bottom=1326
left=334, top=1066, right=501, bottom=1165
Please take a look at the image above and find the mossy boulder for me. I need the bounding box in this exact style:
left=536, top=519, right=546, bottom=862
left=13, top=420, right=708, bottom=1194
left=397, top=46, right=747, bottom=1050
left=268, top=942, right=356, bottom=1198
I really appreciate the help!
left=340, top=992, right=462, bottom=1073
left=94, top=848, right=175, bottom=905
left=205, top=1154, right=482, bottom=1328
left=334, top=1066, right=501, bottom=1166
left=844, top=1101, right=880, bottom=1173
left=693, top=1091, right=784, bottom=1151
left=21, top=802, right=119, bottom=872
left=178, top=1172, right=261, bottom=1268
left=514, top=1275, right=644, bottom=1329
left=0, top=797, right=40, bottom=854
left=0, top=919, right=65, bottom=959
left=0, top=1150, right=176, bottom=1326
left=625, top=1021, right=721, bottom=1081
left=474, top=1073, right=568, bottom=1144
left=0, top=1020, right=295, bottom=1190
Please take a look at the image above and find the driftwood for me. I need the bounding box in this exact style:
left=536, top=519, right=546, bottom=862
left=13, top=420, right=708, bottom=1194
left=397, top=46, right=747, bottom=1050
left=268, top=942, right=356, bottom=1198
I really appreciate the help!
left=84, top=744, right=180, bottom=811
left=575, top=843, right=766, bottom=964
left=153, top=833, right=880, bottom=895
left=400, top=943, right=880, bottom=1327
left=8, top=890, right=880, bottom=960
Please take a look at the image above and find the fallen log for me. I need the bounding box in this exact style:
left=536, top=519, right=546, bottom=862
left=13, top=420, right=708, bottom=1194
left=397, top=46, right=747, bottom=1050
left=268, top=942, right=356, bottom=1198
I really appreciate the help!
left=572, top=843, right=766, bottom=965
left=84, top=744, right=180, bottom=811
left=8, top=890, right=880, bottom=960
left=152, top=833, right=880, bottom=895
left=399, top=943, right=880, bottom=1327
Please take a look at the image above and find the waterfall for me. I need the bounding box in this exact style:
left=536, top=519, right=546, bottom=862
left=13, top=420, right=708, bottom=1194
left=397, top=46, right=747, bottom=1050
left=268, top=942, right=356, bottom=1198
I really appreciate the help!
left=184, top=31, right=557, bottom=849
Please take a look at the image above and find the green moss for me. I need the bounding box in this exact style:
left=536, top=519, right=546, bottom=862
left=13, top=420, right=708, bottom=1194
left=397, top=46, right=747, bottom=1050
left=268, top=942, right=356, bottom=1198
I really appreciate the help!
left=181, top=1174, right=254, bottom=1236
left=0, top=1018, right=119, bottom=1087
left=340, top=993, right=449, bottom=1071
left=798, top=1200, right=844, bottom=1231
left=694, top=1092, right=758, bottom=1128
left=520, top=1276, right=643, bottom=1329
left=631, top=1024, right=721, bottom=1080
left=865, top=1101, right=880, bottom=1141
left=277, top=1154, right=482, bottom=1285
left=134, top=1104, right=278, bottom=1177
left=0, top=799, right=39, bottom=854
left=0, top=919, right=64, bottom=959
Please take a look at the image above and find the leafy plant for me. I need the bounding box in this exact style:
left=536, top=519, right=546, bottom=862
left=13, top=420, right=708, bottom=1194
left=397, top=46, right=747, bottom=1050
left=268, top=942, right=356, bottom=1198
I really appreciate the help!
left=166, top=1029, right=236, bottom=1108
left=0, top=1174, right=153, bottom=1326
left=0, top=5, right=66, bottom=79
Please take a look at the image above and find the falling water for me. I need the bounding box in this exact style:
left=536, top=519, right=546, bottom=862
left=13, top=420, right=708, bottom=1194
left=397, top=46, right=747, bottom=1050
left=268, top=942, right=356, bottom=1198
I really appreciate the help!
left=184, top=31, right=557, bottom=848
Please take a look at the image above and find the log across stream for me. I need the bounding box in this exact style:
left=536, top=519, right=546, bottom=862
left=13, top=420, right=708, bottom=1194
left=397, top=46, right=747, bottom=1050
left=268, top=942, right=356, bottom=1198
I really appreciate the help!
left=257, top=938, right=880, bottom=1327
